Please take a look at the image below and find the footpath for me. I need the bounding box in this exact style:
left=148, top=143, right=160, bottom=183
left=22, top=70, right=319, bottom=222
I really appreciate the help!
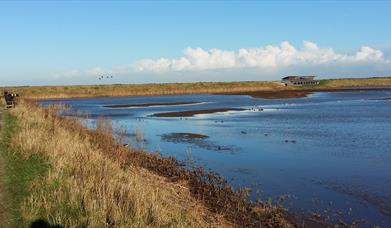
left=0, top=109, right=9, bottom=227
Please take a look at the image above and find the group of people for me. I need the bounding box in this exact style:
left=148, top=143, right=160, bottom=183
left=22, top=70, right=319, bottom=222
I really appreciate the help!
left=2, top=91, right=18, bottom=108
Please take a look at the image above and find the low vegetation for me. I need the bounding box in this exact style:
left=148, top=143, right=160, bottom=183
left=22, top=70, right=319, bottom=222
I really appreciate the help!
left=318, top=77, right=391, bottom=88
left=0, top=101, right=295, bottom=227
left=2, top=77, right=391, bottom=100
left=1, top=81, right=285, bottom=100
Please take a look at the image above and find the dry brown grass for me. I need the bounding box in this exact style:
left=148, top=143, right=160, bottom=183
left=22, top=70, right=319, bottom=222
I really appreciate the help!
left=135, top=127, right=143, bottom=144
left=2, top=77, right=391, bottom=101
left=9, top=101, right=230, bottom=227
left=320, top=77, right=391, bottom=88
left=0, top=96, right=5, bottom=107
left=2, top=81, right=286, bottom=100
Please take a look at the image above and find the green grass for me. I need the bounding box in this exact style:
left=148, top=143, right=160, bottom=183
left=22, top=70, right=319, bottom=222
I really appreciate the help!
left=0, top=111, right=48, bottom=227
left=317, top=79, right=328, bottom=86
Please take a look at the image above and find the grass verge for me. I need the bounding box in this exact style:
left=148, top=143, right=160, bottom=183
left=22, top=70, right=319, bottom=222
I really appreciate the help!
left=0, top=111, right=48, bottom=227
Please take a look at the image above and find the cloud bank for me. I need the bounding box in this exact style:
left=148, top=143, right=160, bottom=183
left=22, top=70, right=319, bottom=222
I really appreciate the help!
left=47, top=41, right=391, bottom=86
left=133, top=41, right=388, bottom=73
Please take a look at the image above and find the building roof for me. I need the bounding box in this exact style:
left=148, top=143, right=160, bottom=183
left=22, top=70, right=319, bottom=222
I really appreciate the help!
left=282, top=76, right=316, bottom=81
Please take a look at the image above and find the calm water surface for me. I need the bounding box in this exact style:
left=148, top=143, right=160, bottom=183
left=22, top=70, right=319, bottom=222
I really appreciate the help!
left=41, top=90, right=391, bottom=227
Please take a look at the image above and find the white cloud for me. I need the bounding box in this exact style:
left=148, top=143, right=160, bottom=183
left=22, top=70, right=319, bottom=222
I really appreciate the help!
left=51, top=41, right=391, bottom=85
left=133, top=41, right=389, bottom=72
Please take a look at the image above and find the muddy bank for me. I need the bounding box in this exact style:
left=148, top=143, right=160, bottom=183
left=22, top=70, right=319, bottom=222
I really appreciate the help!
left=103, top=101, right=200, bottom=108
left=161, top=132, right=209, bottom=141
left=218, top=87, right=391, bottom=99
left=161, top=132, right=236, bottom=152
left=224, top=90, right=312, bottom=99
left=152, top=108, right=246, bottom=117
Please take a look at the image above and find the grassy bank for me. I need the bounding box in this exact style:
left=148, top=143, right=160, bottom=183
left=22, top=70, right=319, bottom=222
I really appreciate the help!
left=0, top=101, right=295, bottom=227
left=2, top=77, right=391, bottom=100
left=1, top=102, right=237, bottom=227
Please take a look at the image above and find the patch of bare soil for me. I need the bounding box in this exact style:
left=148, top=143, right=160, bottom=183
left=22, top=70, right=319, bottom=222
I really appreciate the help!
left=103, top=101, right=200, bottom=108
left=152, top=108, right=246, bottom=117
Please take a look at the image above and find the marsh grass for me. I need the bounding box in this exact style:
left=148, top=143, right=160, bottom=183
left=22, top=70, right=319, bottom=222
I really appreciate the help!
left=2, top=77, right=391, bottom=100
left=8, top=101, right=228, bottom=227
left=115, top=125, right=132, bottom=147
left=320, top=77, right=391, bottom=88
left=2, top=81, right=286, bottom=99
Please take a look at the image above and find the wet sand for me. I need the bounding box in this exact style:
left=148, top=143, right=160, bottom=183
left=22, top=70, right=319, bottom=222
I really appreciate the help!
left=152, top=108, right=246, bottom=117
left=103, top=101, right=200, bottom=108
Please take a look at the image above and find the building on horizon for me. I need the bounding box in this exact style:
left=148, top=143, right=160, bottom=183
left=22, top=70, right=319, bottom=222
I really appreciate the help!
left=281, top=76, right=319, bottom=86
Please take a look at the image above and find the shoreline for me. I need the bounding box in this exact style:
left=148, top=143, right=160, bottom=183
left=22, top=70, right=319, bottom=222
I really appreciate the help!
left=3, top=77, right=391, bottom=100
left=38, top=86, right=391, bottom=101
left=18, top=101, right=300, bottom=227
left=218, top=87, right=391, bottom=99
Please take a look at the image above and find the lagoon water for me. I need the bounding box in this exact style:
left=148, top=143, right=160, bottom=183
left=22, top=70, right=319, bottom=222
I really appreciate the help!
left=41, top=90, right=391, bottom=227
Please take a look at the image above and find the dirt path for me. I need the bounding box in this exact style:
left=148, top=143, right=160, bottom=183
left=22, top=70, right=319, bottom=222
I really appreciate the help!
left=0, top=109, right=9, bottom=227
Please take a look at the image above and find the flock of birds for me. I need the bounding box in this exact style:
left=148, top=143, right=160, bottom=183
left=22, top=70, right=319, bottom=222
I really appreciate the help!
left=98, top=75, right=114, bottom=80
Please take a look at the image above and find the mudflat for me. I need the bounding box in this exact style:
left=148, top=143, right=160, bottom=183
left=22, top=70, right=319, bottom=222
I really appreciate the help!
left=223, top=90, right=311, bottom=99
left=152, top=108, right=246, bottom=117
left=220, top=87, right=391, bottom=99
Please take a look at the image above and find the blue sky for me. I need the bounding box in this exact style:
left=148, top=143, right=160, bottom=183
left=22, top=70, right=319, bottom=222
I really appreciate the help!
left=1, top=1, right=391, bottom=86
